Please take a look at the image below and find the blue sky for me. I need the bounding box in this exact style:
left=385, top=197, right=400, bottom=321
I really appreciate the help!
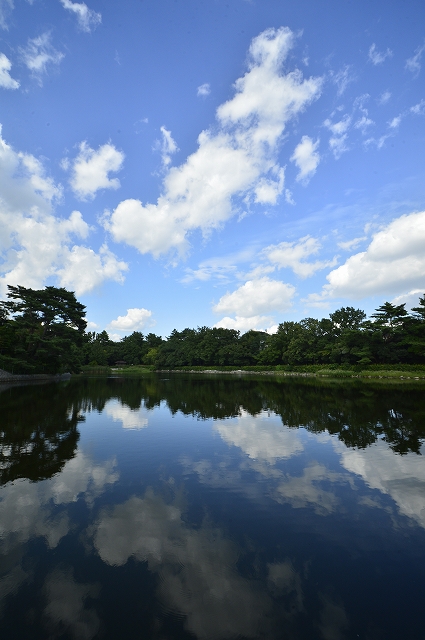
left=0, top=0, right=424, bottom=338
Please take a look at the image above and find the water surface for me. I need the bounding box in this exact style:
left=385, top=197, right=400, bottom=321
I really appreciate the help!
left=1, top=374, right=425, bottom=639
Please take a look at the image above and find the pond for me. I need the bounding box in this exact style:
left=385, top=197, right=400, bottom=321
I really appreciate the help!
left=1, top=374, right=425, bottom=639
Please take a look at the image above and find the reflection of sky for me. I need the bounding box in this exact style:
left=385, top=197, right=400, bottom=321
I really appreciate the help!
left=104, top=398, right=149, bottom=429
left=2, top=386, right=425, bottom=639
left=334, top=440, right=425, bottom=528
left=214, top=409, right=304, bottom=462
left=93, top=488, right=272, bottom=639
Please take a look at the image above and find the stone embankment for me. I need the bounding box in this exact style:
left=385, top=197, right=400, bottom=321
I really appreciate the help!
left=0, top=368, right=71, bottom=383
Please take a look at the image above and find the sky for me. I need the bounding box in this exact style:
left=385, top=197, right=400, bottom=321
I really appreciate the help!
left=0, top=0, right=424, bottom=339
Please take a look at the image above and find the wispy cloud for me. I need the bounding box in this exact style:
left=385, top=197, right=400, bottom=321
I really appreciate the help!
left=331, top=65, right=355, bottom=96
left=197, top=82, right=211, bottom=97
left=405, top=43, right=425, bottom=77
left=20, top=32, right=64, bottom=84
left=378, top=90, right=391, bottom=105
left=60, top=0, right=101, bottom=32
left=0, top=0, right=13, bottom=30
left=368, top=43, right=393, bottom=65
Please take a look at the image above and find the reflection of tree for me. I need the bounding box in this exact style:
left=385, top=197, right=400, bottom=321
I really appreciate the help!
left=3, top=375, right=422, bottom=487
left=86, top=374, right=424, bottom=455
left=0, top=383, right=82, bottom=485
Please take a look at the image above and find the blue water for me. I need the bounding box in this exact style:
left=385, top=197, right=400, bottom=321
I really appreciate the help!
left=0, top=374, right=424, bottom=639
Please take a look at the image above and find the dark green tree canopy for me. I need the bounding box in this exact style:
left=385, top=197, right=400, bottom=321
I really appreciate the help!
left=0, top=285, right=87, bottom=374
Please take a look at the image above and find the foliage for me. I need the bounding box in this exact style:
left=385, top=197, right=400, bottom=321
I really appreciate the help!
left=0, top=285, right=87, bottom=374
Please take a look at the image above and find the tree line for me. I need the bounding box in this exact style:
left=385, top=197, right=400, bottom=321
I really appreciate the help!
left=0, top=284, right=424, bottom=374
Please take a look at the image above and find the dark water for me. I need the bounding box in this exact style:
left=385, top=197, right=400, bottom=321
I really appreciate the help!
left=1, top=374, right=425, bottom=640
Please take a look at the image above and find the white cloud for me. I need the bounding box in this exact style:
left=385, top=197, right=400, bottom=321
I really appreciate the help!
left=391, top=289, right=424, bottom=310
left=354, top=116, right=374, bottom=134
left=213, top=276, right=295, bottom=317
left=0, top=0, right=13, bottom=30
left=69, top=141, right=125, bottom=200
left=156, top=126, right=178, bottom=168
left=331, top=65, right=354, bottom=96
left=378, top=90, right=391, bottom=105
left=405, top=43, right=425, bottom=77
left=324, top=115, right=351, bottom=159
left=0, top=52, right=19, bottom=89
left=337, top=236, right=367, bottom=251
left=0, top=126, right=127, bottom=295
left=20, top=32, right=64, bottom=83
left=264, top=235, right=336, bottom=278
left=106, top=27, right=323, bottom=259
left=368, top=43, right=393, bottom=65
left=213, top=315, right=275, bottom=333
left=388, top=114, right=402, bottom=129
left=197, top=82, right=211, bottom=97
left=104, top=399, right=149, bottom=429
left=290, top=135, right=320, bottom=183
left=60, top=0, right=101, bottom=32
left=411, top=99, right=425, bottom=115
left=57, top=244, right=128, bottom=295
left=317, top=210, right=425, bottom=299
left=107, top=307, right=153, bottom=333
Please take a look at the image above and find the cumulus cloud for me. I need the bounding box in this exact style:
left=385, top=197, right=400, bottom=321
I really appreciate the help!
left=0, top=0, right=13, bottom=30
left=290, top=136, right=320, bottom=183
left=57, top=244, right=128, bottom=295
left=68, top=141, right=125, bottom=200
left=60, top=0, right=101, bottom=32
left=264, top=235, right=337, bottom=278
left=197, top=82, right=211, bottom=97
left=0, top=52, right=19, bottom=89
left=20, top=32, right=64, bottom=83
left=354, top=116, right=374, bottom=134
left=214, top=315, right=276, bottom=333
left=107, top=307, right=153, bottom=333
left=0, top=126, right=127, bottom=295
left=368, top=43, right=393, bottom=65
left=213, top=277, right=295, bottom=317
left=405, top=43, right=425, bottom=77
left=105, top=27, right=323, bottom=259
left=316, top=210, right=425, bottom=299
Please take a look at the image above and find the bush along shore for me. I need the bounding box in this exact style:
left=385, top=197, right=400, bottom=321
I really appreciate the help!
left=1, top=285, right=425, bottom=378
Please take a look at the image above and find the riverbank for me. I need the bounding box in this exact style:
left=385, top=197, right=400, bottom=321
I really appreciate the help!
left=0, top=368, right=71, bottom=383
left=78, top=364, right=425, bottom=380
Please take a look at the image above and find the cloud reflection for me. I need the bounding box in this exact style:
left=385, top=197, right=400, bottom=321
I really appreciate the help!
left=104, top=399, right=149, bottom=429
left=335, top=440, right=425, bottom=528
left=93, top=488, right=272, bottom=638
left=214, top=410, right=304, bottom=463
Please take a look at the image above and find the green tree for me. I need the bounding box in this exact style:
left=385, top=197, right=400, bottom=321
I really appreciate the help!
left=0, top=285, right=87, bottom=374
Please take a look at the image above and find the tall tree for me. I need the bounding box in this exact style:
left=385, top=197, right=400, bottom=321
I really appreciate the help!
left=0, top=285, right=87, bottom=374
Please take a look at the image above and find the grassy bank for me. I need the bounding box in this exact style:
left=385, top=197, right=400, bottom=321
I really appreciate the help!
left=76, top=363, right=425, bottom=379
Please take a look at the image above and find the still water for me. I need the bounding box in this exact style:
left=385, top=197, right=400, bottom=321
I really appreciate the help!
left=1, top=374, right=425, bottom=640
